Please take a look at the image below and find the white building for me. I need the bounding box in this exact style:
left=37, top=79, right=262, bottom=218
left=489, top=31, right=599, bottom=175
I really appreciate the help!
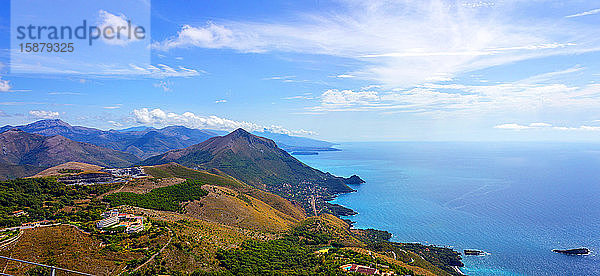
left=96, top=215, right=119, bottom=228
left=126, top=223, right=144, bottom=233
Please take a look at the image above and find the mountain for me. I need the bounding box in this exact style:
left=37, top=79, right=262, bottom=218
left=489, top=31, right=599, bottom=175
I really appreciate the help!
left=1, top=120, right=339, bottom=159
left=115, top=126, right=155, bottom=132
left=143, top=128, right=353, bottom=214
left=0, top=163, right=45, bottom=180
left=0, top=120, right=216, bottom=159
left=0, top=130, right=139, bottom=168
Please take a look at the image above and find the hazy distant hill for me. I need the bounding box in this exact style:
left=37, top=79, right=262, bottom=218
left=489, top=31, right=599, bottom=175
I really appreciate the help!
left=0, top=163, right=45, bottom=180
left=251, top=131, right=339, bottom=152
left=0, top=130, right=139, bottom=168
left=143, top=128, right=353, bottom=213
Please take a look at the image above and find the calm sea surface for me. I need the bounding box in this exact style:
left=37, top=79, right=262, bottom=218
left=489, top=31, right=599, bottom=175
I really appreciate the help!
left=295, top=142, right=600, bottom=276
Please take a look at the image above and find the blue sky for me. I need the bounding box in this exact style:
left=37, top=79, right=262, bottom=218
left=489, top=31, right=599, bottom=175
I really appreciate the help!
left=1, top=0, right=600, bottom=142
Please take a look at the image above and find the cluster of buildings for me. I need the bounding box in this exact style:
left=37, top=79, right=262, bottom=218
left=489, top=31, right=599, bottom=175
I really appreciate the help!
left=96, top=209, right=145, bottom=234
left=101, top=167, right=147, bottom=178
left=55, top=167, right=147, bottom=186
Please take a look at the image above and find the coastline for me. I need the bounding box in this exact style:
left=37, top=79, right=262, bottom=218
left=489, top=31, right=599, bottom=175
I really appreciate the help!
left=325, top=182, right=466, bottom=270
left=452, top=266, right=466, bottom=275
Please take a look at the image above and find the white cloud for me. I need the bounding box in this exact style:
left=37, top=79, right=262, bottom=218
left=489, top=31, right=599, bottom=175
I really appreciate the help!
left=153, top=80, right=172, bottom=92
left=553, top=126, right=600, bottom=131
left=494, top=122, right=600, bottom=131
left=48, top=91, right=82, bottom=95
left=103, top=104, right=122, bottom=109
left=528, top=122, right=552, bottom=127
left=0, top=77, right=12, bottom=92
left=132, top=108, right=314, bottom=136
left=152, top=0, right=599, bottom=87
left=263, top=75, right=313, bottom=83
left=565, top=8, right=600, bottom=18
left=129, top=64, right=201, bottom=78
left=152, top=23, right=240, bottom=51
left=494, top=122, right=553, bottom=130
left=97, top=10, right=144, bottom=46
left=518, top=65, right=584, bottom=84
left=215, top=99, right=227, bottom=103
left=334, top=74, right=355, bottom=78
left=108, top=120, right=123, bottom=127
left=264, top=76, right=296, bottom=80
left=29, top=110, right=60, bottom=119
left=283, top=94, right=315, bottom=100
left=310, top=77, right=600, bottom=115
left=321, top=89, right=379, bottom=106
left=494, top=123, right=532, bottom=130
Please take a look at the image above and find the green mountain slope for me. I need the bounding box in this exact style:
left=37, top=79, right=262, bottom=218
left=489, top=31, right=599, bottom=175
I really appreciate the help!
left=143, top=129, right=354, bottom=213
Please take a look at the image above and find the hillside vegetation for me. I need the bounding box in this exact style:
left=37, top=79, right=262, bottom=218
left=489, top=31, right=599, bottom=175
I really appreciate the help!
left=104, top=179, right=208, bottom=212
left=0, top=177, right=114, bottom=227
left=185, top=185, right=301, bottom=232
left=144, top=163, right=306, bottom=221
left=143, top=129, right=354, bottom=214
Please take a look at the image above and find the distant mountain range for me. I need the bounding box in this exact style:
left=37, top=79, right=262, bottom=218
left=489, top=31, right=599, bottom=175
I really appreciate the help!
left=0, top=119, right=338, bottom=159
left=0, top=120, right=216, bottom=159
left=143, top=128, right=354, bottom=214
left=0, top=120, right=349, bottom=213
left=0, top=130, right=139, bottom=168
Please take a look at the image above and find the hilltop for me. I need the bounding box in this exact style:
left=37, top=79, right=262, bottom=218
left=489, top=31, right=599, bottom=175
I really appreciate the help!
left=143, top=128, right=355, bottom=214
left=33, top=162, right=104, bottom=177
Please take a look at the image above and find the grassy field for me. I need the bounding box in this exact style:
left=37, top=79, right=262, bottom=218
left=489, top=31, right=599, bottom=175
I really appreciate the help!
left=185, top=185, right=301, bottom=233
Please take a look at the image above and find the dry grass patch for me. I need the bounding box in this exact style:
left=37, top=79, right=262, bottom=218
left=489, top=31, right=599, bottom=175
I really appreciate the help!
left=0, top=225, right=143, bottom=276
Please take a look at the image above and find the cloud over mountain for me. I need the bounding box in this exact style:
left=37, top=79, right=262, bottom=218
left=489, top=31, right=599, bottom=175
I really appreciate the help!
left=132, top=108, right=315, bottom=135
left=29, top=110, right=60, bottom=119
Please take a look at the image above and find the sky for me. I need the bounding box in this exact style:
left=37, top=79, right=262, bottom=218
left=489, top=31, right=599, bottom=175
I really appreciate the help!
left=1, top=0, right=600, bottom=142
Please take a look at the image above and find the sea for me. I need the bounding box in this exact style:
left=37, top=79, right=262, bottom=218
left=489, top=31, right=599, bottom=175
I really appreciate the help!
left=295, top=142, right=600, bottom=276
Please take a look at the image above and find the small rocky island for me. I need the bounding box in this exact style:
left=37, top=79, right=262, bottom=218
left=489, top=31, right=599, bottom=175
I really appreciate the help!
left=552, top=248, right=590, bottom=255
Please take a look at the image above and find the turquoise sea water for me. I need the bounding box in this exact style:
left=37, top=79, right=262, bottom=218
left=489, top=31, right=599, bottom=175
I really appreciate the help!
left=295, top=142, right=600, bottom=276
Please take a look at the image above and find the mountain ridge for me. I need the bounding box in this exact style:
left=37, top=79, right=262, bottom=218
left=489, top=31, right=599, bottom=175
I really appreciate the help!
left=143, top=128, right=354, bottom=214
left=1, top=119, right=337, bottom=159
